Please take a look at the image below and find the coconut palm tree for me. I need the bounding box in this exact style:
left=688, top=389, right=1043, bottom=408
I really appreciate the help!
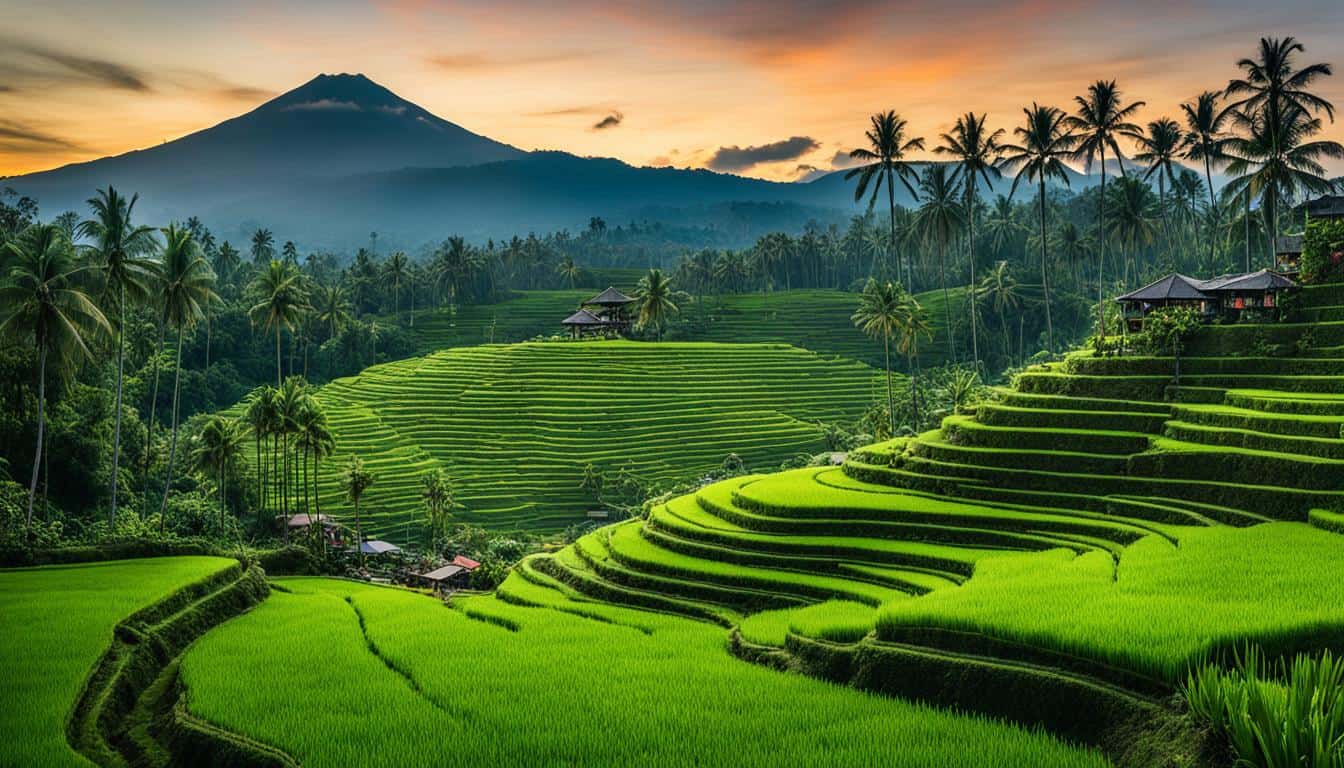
left=935, top=113, right=1004, bottom=373
left=0, top=224, right=109, bottom=530
left=433, top=236, right=475, bottom=307
left=192, top=415, right=246, bottom=528
left=1052, top=222, right=1091, bottom=290
left=157, top=224, right=216, bottom=522
left=1180, top=91, right=1234, bottom=270
left=913, top=165, right=966, bottom=365
left=281, top=240, right=298, bottom=265
left=248, top=260, right=309, bottom=386
left=1066, top=81, right=1144, bottom=337
left=214, top=240, right=240, bottom=284
left=893, top=291, right=932, bottom=429
left=846, top=111, right=926, bottom=288
left=1226, top=36, right=1335, bottom=138
left=386, top=251, right=408, bottom=321
left=76, top=187, right=159, bottom=525
left=243, top=387, right=275, bottom=522
left=343, top=456, right=375, bottom=567
left=313, top=282, right=352, bottom=341
left=983, top=196, right=1022, bottom=257
left=977, top=260, right=1022, bottom=363
left=419, top=468, right=453, bottom=553
left=633, top=268, right=684, bottom=340
left=1106, top=173, right=1159, bottom=286
left=556, top=255, right=581, bottom=289
left=852, top=279, right=913, bottom=435
left=1131, top=118, right=1186, bottom=254
left=294, top=399, right=334, bottom=523
left=249, top=228, right=274, bottom=265
left=1002, top=103, right=1078, bottom=353
left=1225, top=105, right=1343, bottom=269
left=274, top=377, right=306, bottom=540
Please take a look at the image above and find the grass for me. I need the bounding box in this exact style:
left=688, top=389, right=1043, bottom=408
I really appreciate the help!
left=0, top=557, right=236, bottom=767
left=739, top=600, right=876, bottom=647
left=235, top=341, right=884, bottom=537
left=393, top=287, right=963, bottom=370
left=179, top=577, right=1109, bottom=768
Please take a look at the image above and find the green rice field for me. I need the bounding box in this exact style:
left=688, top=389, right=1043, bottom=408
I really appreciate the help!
left=0, top=557, right=236, bottom=767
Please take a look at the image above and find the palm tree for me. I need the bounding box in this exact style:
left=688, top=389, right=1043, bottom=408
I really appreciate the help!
left=76, top=187, right=159, bottom=525
left=983, top=196, right=1022, bottom=257
left=214, top=240, right=240, bottom=284
left=1131, top=118, right=1185, bottom=254
left=893, top=291, right=932, bottom=429
left=192, top=415, right=246, bottom=528
left=846, top=111, right=926, bottom=288
left=420, top=468, right=453, bottom=553
left=852, top=279, right=911, bottom=435
left=274, top=377, right=306, bottom=541
left=433, top=236, right=475, bottom=307
left=1225, top=108, right=1342, bottom=269
left=156, top=224, right=216, bottom=522
left=977, top=260, right=1022, bottom=363
left=1002, top=103, right=1078, bottom=352
left=1226, top=36, right=1335, bottom=139
left=281, top=240, right=298, bottom=265
left=294, top=399, right=334, bottom=534
left=633, top=268, right=684, bottom=341
left=0, top=224, right=109, bottom=530
left=343, top=456, right=375, bottom=567
left=243, top=387, right=274, bottom=523
left=386, top=251, right=408, bottom=321
left=249, top=228, right=274, bottom=265
left=1066, top=81, right=1144, bottom=337
left=313, top=282, right=352, bottom=340
left=1106, top=173, right=1159, bottom=286
left=1180, top=91, right=1234, bottom=270
left=248, top=260, right=309, bottom=386
left=556, top=255, right=581, bottom=289
left=913, top=165, right=966, bottom=364
left=1052, top=222, right=1091, bottom=290
left=936, top=113, right=1004, bottom=373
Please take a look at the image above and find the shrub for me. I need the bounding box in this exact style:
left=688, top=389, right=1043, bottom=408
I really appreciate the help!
left=1301, top=218, right=1344, bottom=285
left=1135, top=306, right=1203, bottom=357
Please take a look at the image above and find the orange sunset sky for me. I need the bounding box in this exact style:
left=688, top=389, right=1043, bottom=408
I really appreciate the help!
left=3, top=0, right=1343, bottom=181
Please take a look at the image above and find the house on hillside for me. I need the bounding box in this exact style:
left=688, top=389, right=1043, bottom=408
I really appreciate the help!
left=561, top=286, right=635, bottom=337
left=277, top=513, right=343, bottom=546
left=1116, top=269, right=1298, bottom=331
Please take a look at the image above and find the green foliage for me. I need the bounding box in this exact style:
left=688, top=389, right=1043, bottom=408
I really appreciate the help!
left=1135, top=305, right=1203, bottom=356
left=1301, top=218, right=1344, bottom=285
left=1185, top=647, right=1344, bottom=768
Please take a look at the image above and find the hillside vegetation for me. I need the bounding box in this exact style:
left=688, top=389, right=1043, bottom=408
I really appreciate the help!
left=238, top=342, right=884, bottom=536
left=397, top=288, right=962, bottom=369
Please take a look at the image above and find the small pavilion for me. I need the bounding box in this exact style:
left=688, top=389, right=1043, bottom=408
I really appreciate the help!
left=560, top=286, right=635, bottom=337
left=1116, top=269, right=1297, bottom=331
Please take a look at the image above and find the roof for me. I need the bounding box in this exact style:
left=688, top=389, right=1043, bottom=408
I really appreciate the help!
left=561, top=308, right=607, bottom=326
left=281, top=513, right=334, bottom=528
left=1200, top=269, right=1297, bottom=293
left=451, top=555, right=480, bottom=570
left=419, top=564, right=465, bottom=582
left=584, top=286, right=634, bottom=306
left=358, top=540, right=401, bottom=555
left=1115, top=274, right=1213, bottom=303
left=1306, top=194, right=1344, bottom=218
left=1275, top=235, right=1304, bottom=254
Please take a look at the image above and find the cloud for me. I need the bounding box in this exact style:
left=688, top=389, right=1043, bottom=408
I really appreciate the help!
left=281, top=99, right=364, bottom=112
left=794, top=163, right=831, bottom=182
left=0, top=119, right=80, bottom=152
left=591, top=111, right=623, bottom=130
left=3, top=40, right=150, bottom=92
left=829, top=150, right=863, bottom=170
left=706, top=136, right=820, bottom=173
left=427, top=50, right=601, bottom=72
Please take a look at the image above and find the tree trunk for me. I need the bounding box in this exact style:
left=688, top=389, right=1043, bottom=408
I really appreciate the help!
left=883, top=334, right=894, bottom=437
left=1204, top=157, right=1217, bottom=273
left=886, top=169, right=900, bottom=287
left=1039, top=178, right=1055, bottom=352
left=275, top=325, right=282, bottom=387
left=1097, top=148, right=1108, bottom=338
left=939, top=236, right=954, bottom=365
left=110, top=287, right=125, bottom=525
left=158, top=329, right=185, bottom=528
left=27, top=344, right=47, bottom=533
left=967, top=186, right=980, bottom=374
left=1244, top=189, right=1251, bottom=273
left=144, top=323, right=165, bottom=514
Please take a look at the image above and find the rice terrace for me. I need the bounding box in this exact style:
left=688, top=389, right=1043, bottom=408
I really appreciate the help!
left=1, top=6, right=1343, bottom=767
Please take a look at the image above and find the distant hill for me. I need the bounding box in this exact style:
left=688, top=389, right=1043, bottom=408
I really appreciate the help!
left=6, top=73, right=1104, bottom=250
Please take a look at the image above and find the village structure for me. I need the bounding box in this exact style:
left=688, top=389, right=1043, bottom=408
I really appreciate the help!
left=561, top=287, right=635, bottom=338
left=1117, top=194, right=1342, bottom=330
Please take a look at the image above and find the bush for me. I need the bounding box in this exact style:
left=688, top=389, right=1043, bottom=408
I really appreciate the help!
left=1301, top=218, right=1344, bottom=284
left=1134, top=306, right=1203, bottom=356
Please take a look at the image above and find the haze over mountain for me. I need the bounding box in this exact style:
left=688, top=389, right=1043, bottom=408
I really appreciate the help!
left=5, top=73, right=1098, bottom=250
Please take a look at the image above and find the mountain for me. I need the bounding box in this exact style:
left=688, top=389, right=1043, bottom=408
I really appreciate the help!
left=4, top=73, right=1107, bottom=250
left=6, top=74, right=521, bottom=226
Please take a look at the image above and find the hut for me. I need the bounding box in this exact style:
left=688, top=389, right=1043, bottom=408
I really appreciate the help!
left=1306, top=194, right=1344, bottom=220
left=415, top=564, right=468, bottom=592
left=277, top=513, right=342, bottom=546
left=357, top=540, right=402, bottom=556
left=1116, top=270, right=1298, bottom=330
left=559, top=286, right=635, bottom=336
left=450, top=555, right=481, bottom=571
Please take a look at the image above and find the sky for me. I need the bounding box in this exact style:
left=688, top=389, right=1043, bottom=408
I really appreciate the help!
left=2, top=0, right=1344, bottom=181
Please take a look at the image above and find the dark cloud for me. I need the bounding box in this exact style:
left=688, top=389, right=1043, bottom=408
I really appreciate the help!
left=0, top=119, right=80, bottom=152
left=4, top=40, right=151, bottom=91
left=592, top=111, right=624, bottom=130
left=208, top=84, right=276, bottom=102
left=706, top=136, right=819, bottom=172
left=829, top=150, right=862, bottom=170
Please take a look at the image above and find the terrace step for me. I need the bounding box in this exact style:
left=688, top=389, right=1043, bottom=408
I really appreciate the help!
left=1164, top=420, right=1344, bottom=461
